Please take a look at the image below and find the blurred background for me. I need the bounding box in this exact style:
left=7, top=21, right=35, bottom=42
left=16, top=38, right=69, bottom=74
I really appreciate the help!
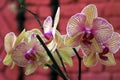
left=0, top=0, right=120, bottom=80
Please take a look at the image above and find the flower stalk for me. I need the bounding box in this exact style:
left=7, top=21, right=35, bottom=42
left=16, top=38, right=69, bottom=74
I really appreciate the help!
left=36, top=35, right=69, bottom=80
left=73, top=48, right=82, bottom=80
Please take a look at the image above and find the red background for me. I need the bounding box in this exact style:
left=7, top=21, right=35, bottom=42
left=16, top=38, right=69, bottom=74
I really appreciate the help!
left=0, top=0, right=120, bottom=80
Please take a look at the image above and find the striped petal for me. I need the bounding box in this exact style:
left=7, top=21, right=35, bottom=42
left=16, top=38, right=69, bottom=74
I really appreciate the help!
left=105, top=32, right=120, bottom=54
left=67, top=13, right=86, bottom=36
left=12, top=42, right=29, bottom=67
left=81, top=4, right=98, bottom=26
left=43, top=16, right=52, bottom=34
left=97, top=53, right=116, bottom=66
left=93, top=17, right=114, bottom=43
left=25, top=63, right=38, bottom=75
left=83, top=52, right=98, bottom=67
left=64, top=32, right=82, bottom=47
left=4, top=32, right=16, bottom=53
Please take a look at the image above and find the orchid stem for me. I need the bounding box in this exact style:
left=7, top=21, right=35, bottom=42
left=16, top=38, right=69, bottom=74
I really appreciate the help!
left=37, top=35, right=69, bottom=80
left=45, top=64, right=62, bottom=77
left=20, top=5, right=43, bottom=30
left=73, top=48, right=82, bottom=80
left=55, top=49, right=68, bottom=77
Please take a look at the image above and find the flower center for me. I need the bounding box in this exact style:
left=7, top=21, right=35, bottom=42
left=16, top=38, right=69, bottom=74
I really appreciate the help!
left=99, top=46, right=109, bottom=61
left=24, top=48, right=36, bottom=61
left=82, top=31, right=94, bottom=45
left=44, top=32, right=53, bottom=44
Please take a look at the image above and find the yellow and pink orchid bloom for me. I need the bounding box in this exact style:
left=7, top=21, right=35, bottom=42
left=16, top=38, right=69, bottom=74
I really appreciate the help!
left=3, top=4, right=120, bottom=77
left=64, top=4, right=120, bottom=67
left=3, top=29, right=49, bottom=75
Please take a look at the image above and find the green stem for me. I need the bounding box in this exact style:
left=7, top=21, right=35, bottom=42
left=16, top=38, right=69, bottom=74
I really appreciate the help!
left=55, top=49, right=68, bottom=77
left=37, top=35, right=69, bottom=80
left=73, top=48, right=82, bottom=80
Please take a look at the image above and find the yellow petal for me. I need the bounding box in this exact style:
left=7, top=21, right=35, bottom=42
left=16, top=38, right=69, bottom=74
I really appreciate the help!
left=91, top=38, right=103, bottom=53
left=55, top=30, right=64, bottom=48
left=83, top=52, right=97, bottom=67
left=25, top=63, right=38, bottom=75
left=81, top=4, right=98, bottom=27
left=59, top=49, right=74, bottom=66
left=64, top=32, right=82, bottom=47
left=15, top=29, right=26, bottom=46
left=31, top=28, right=43, bottom=36
left=3, top=53, right=13, bottom=66
left=98, top=53, right=116, bottom=66
left=4, top=32, right=16, bottom=53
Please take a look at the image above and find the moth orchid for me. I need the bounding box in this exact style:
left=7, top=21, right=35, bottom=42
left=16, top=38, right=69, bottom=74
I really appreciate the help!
left=64, top=4, right=116, bottom=67
left=42, top=7, right=60, bottom=52
left=3, top=29, right=49, bottom=75
left=3, top=29, right=25, bottom=67
left=51, top=31, right=75, bottom=67
left=43, top=7, right=74, bottom=67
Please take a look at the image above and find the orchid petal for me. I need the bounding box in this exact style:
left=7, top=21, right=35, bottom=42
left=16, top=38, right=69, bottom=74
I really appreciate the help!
left=93, top=17, right=114, bottom=43
left=31, top=28, right=44, bottom=38
left=4, top=32, right=16, bottom=53
left=25, top=63, right=38, bottom=75
left=105, top=32, right=120, bottom=54
left=97, top=53, right=116, bottom=66
left=91, top=38, right=103, bottom=53
left=53, top=7, right=60, bottom=37
left=15, top=29, right=26, bottom=46
left=83, top=52, right=97, bottom=67
left=81, top=4, right=98, bottom=26
left=64, top=32, right=82, bottom=47
left=55, top=30, right=64, bottom=48
left=47, top=39, right=57, bottom=52
left=81, top=38, right=102, bottom=56
left=67, top=13, right=86, bottom=36
left=43, top=16, right=52, bottom=34
left=59, top=50, right=73, bottom=66
left=12, top=42, right=29, bottom=67
left=3, top=53, right=13, bottom=66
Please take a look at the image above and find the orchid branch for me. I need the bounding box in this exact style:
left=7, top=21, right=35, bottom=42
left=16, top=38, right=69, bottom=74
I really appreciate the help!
left=37, top=35, right=69, bottom=80
left=55, top=49, right=68, bottom=77
left=73, top=48, right=82, bottom=80
left=20, top=5, right=43, bottom=30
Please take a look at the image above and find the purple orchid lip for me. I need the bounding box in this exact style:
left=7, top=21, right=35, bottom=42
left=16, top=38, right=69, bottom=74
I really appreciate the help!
left=24, top=48, right=36, bottom=61
left=44, top=32, right=53, bottom=40
left=99, top=46, right=109, bottom=61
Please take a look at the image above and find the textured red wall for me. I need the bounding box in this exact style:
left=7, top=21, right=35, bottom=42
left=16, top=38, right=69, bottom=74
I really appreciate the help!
left=0, top=0, right=120, bottom=80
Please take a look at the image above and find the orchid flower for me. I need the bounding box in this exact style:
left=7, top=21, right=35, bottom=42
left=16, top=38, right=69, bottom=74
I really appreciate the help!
left=42, top=7, right=60, bottom=52
left=51, top=31, right=75, bottom=67
left=64, top=4, right=118, bottom=67
left=43, top=7, right=74, bottom=67
left=3, top=29, right=49, bottom=75
left=3, top=29, right=25, bottom=67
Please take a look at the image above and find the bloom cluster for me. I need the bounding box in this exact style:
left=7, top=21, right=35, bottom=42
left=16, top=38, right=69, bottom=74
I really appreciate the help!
left=3, top=4, right=120, bottom=77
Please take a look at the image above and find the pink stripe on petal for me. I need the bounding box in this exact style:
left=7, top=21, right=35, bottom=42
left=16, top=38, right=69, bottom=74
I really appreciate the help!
left=81, top=4, right=98, bottom=26
left=93, top=17, right=114, bottom=43
left=105, top=32, right=120, bottom=54
left=12, top=42, right=29, bottom=67
left=67, top=13, right=86, bottom=36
